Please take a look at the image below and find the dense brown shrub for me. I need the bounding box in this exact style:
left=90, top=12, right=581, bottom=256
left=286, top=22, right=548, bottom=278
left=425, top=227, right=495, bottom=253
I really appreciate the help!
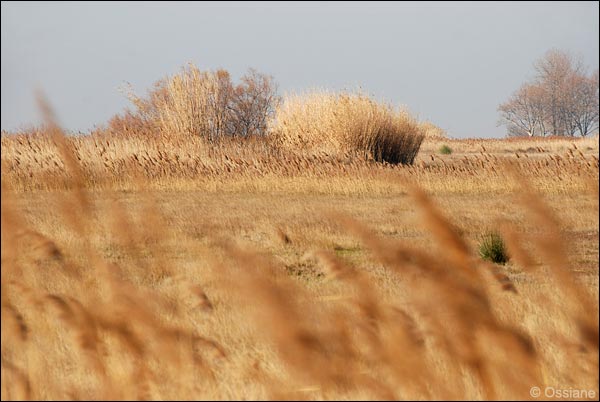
left=269, top=90, right=425, bottom=165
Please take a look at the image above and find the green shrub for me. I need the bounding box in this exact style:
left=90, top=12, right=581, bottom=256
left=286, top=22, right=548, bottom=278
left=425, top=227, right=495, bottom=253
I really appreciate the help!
left=478, top=232, right=509, bottom=264
left=439, top=144, right=453, bottom=155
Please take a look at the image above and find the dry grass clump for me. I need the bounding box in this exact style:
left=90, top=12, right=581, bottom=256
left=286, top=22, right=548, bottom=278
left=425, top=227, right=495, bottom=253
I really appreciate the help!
left=269, top=90, right=425, bottom=165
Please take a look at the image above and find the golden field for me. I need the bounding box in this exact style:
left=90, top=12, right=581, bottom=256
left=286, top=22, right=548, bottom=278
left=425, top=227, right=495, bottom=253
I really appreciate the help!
left=1, top=124, right=599, bottom=400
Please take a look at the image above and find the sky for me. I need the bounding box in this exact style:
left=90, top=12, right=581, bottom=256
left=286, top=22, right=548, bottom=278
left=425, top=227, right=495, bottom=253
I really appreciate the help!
left=1, top=1, right=599, bottom=138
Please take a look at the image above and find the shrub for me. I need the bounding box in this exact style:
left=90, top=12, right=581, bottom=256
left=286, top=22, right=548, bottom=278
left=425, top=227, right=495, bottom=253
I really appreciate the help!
left=478, top=232, right=509, bottom=264
left=269, top=90, right=425, bottom=165
left=439, top=144, right=453, bottom=155
left=122, top=64, right=280, bottom=140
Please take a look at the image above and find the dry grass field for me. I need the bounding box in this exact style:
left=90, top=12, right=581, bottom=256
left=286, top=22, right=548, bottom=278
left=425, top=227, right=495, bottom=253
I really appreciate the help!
left=1, top=103, right=599, bottom=399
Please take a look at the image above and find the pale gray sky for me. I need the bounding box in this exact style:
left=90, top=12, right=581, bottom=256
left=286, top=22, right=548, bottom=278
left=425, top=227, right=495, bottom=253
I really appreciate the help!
left=1, top=1, right=598, bottom=137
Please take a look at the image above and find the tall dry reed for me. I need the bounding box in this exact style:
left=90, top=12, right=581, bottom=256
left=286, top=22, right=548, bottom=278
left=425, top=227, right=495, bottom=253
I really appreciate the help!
left=269, top=90, right=425, bottom=164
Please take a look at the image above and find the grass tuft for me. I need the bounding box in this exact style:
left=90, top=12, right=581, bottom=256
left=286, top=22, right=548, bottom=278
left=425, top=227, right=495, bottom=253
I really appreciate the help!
left=479, top=231, right=509, bottom=264
left=439, top=144, right=453, bottom=155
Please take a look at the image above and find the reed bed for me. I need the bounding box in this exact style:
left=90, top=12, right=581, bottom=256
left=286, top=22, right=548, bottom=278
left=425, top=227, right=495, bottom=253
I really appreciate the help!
left=1, top=112, right=598, bottom=400
left=1, top=130, right=597, bottom=195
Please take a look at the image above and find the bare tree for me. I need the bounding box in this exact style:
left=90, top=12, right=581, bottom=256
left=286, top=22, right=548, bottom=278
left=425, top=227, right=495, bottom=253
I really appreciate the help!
left=533, top=49, right=583, bottom=136
left=499, top=49, right=599, bottom=137
left=227, top=69, right=280, bottom=137
left=566, top=70, right=599, bottom=137
left=498, top=84, right=547, bottom=137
